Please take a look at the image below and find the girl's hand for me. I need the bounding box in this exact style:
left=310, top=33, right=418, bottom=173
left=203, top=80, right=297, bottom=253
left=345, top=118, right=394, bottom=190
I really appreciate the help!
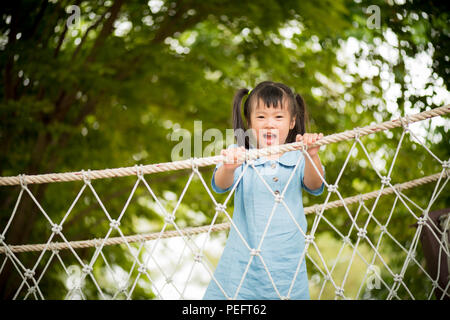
left=220, top=146, right=246, bottom=170
left=296, top=133, right=324, bottom=157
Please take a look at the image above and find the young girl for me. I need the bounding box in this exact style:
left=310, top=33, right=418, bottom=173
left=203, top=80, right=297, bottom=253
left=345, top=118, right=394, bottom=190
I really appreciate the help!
left=203, top=81, right=325, bottom=300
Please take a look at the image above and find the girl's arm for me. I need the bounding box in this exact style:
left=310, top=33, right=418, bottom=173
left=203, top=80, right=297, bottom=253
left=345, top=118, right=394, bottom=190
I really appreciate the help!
left=303, top=153, right=325, bottom=190
left=214, top=146, right=246, bottom=190
left=296, top=133, right=325, bottom=190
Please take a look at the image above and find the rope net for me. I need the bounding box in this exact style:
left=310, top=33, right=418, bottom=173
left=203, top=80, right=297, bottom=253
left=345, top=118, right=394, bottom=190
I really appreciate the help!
left=0, top=106, right=449, bottom=300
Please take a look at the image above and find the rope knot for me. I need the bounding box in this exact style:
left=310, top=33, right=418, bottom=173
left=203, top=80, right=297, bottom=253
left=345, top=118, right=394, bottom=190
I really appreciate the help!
left=281, top=296, right=290, bottom=300
left=379, top=225, right=387, bottom=234
left=250, top=248, right=261, bottom=256
left=342, top=236, right=351, bottom=245
left=244, top=149, right=255, bottom=165
left=367, top=264, right=377, bottom=273
left=135, top=164, right=144, bottom=179
left=81, top=169, right=91, bottom=184
left=313, top=204, right=322, bottom=215
left=323, top=275, right=331, bottom=282
left=27, top=286, right=37, bottom=295
left=51, top=224, right=63, bottom=235
left=296, top=140, right=305, bottom=151
left=353, top=127, right=361, bottom=140
left=417, top=217, right=427, bottom=226
left=399, top=115, right=410, bottom=131
left=138, top=264, right=147, bottom=274
left=24, top=269, right=35, bottom=279
left=0, top=234, right=5, bottom=244
left=19, top=174, right=28, bottom=189
left=194, top=252, right=203, bottom=263
left=393, top=274, right=403, bottom=283
left=327, top=184, right=338, bottom=193
left=215, top=204, right=226, bottom=212
left=190, top=157, right=199, bottom=172
left=82, top=265, right=93, bottom=274
left=357, top=194, right=365, bottom=205
left=305, top=235, right=315, bottom=244
left=109, top=219, right=120, bottom=229
left=335, top=287, right=345, bottom=297
left=442, top=160, right=449, bottom=169
left=274, top=194, right=283, bottom=203
left=119, top=285, right=128, bottom=293
left=381, top=176, right=391, bottom=185
left=357, top=228, right=367, bottom=239
left=93, top=238, right=103, bottom=248
left=246, top=158, right=255, bottom=166
left=137, top=234, right=146, bottom=244
left=164, top=215, right=175, bottom=225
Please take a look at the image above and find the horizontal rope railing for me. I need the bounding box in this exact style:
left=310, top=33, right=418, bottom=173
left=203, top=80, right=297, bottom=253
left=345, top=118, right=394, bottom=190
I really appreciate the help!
left=0, top=105, right=448, bottom=187
left=1, top=171, right=446, bottom=254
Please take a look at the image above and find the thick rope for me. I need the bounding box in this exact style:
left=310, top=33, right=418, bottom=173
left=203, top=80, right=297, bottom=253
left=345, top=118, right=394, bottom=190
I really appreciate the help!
left=1, top=171, right=446, bottom=254
left=0, top=105, right=448, bottom=186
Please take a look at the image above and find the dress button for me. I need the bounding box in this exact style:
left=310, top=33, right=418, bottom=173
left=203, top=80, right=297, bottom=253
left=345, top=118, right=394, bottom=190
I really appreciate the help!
left=274, top=190, right=280, bottom=195
left=271, top=163, right=276, bottom=169
left=273, top=177, right=279, bottom=182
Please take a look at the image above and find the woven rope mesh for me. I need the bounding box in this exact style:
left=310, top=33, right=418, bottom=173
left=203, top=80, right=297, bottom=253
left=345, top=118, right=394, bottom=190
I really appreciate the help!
left=0, top=107, right=449, bottom=300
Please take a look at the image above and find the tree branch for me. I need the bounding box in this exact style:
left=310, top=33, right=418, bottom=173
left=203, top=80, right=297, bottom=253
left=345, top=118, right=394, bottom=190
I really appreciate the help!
left=23, top=0, right=49, bottom=41
left=3, top=3, right=20, bottom=101
left=151, top=3, right=203, bottom=44
left=53, top=22, right=68, bottom=58
left=85, top=0, right=124, bottom=63
left=71, top=9, right=108, bottom=60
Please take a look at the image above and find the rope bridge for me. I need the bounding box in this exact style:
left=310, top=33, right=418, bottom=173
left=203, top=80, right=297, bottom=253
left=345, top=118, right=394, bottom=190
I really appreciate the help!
left=0, top=105, right=449, bottom=300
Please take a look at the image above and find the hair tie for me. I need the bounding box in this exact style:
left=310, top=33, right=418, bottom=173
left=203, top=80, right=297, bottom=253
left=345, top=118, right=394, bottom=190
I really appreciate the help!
left=248, top=88, right=252, bottom=95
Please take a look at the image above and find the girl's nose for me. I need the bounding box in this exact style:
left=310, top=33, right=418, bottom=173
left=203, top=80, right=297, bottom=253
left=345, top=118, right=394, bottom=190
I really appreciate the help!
left=264, top=117, right=276, bottom=128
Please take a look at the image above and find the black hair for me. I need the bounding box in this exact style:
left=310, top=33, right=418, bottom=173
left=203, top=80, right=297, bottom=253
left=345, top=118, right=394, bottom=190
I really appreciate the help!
left=232, top=81, right=309, bottom=149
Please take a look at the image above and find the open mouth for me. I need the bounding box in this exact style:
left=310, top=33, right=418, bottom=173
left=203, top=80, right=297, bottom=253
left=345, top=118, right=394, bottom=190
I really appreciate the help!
left=263, top=132, right=277, bottom=144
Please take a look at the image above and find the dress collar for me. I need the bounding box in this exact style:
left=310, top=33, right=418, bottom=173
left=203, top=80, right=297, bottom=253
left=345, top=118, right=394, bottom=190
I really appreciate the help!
left=248, top=144, right=301, bottom=167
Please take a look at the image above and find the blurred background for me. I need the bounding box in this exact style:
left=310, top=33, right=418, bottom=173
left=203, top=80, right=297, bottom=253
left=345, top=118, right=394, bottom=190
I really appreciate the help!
left=0, top=0, right=449, bottom=299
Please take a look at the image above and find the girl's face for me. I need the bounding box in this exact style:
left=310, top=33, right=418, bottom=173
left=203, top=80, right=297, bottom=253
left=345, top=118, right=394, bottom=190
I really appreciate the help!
left=249, top=98, right=295, bottom=149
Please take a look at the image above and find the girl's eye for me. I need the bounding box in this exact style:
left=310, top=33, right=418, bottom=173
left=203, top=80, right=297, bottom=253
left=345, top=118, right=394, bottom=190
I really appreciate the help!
left=257, top=116, right=264, bottom=119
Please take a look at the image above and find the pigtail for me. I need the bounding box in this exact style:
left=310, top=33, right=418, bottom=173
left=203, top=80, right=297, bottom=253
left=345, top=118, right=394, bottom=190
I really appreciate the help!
left=294, top=93, right=310, bottom=135
left=232, top=88, right=250, bottom=148
left=283, top=91, right=310, bottom=144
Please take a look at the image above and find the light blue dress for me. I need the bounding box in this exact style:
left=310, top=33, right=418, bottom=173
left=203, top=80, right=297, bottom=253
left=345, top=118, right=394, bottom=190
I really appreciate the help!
left=203, top=144, right=325, bottom=300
